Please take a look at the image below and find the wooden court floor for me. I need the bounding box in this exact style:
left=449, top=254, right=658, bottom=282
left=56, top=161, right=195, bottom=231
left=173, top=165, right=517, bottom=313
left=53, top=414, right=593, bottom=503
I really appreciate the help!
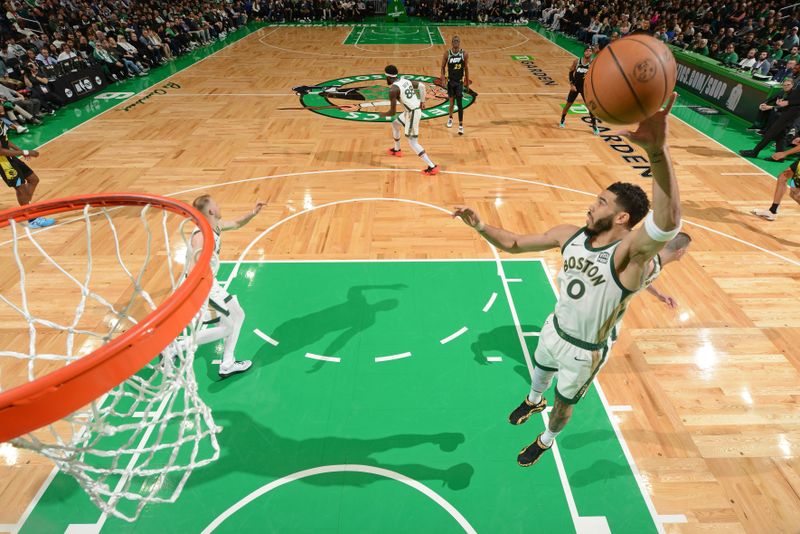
left=2, top=25, right=800, bottom=533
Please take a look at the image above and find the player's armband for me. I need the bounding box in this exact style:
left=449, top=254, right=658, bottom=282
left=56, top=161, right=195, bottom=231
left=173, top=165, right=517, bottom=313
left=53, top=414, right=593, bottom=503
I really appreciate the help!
left=644, top=212, right=681, bottom=242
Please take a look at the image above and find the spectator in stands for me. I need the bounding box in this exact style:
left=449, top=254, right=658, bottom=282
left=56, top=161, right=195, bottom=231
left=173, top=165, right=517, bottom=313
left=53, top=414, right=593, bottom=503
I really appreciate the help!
left=0, top=83, right=42, bottom=125
left=740, top=82, right=800, bottom=159
left=56, top=43, right=77, bottom=62
left=93, top=41, right=127, bottom=81
left=752, top=51, right=772, bottom=77
left=784, top=27, right=800, bottom=50
left=749, top=79, right=796, bottom=134
left=739, top=48, right=758, bottom=70
left=691, top=38, right=709, bottom=56
left=773, top=59, right=797, bottom=82
left=22, top=63, right=61, bottom=114
left=107, top=37, right=146, bottom=77
left=718, top=42, right=739, bottom=66
left=35, top=47, right=57, bottom=67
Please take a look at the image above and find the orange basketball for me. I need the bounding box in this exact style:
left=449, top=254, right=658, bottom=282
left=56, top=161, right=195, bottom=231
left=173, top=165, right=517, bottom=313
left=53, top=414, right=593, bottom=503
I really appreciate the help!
left=583, top=34, right=677, bottom=125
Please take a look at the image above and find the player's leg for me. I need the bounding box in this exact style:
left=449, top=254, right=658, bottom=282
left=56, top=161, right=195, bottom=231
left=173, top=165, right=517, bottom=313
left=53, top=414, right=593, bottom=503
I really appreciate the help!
left=518, top=336, right=609, bottom=467
left=752, top=166, right=792, bottom=220
left=560, top=89, right=579, bottom=127
left=404, top=109, right=438, bottom=174
left=10, top=166, right=55, bottom=228
left=408, top=135, right=437, bottom=174
left=207, top=283, right=252, bottom=378
left=447, top=81, right=456, bottom=128
left=456, top=82, right=464, bottom=134
left=388, top=118, right=403, bottom=156
left=509, top=315, right=557, bottom=425
left=581, top=91, right=599, bottom=135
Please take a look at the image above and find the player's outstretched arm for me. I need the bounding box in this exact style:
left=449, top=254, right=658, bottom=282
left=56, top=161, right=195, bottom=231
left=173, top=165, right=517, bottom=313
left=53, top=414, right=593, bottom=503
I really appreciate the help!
left=221, top=201, right=266, bottom=231
left=452, top=206, right=577, bottom=253
left=616, top=92, right=681, bottom=286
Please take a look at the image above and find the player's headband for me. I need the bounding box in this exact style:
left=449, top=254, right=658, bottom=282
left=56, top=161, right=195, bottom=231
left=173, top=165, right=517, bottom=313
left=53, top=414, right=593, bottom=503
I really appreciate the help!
left=385, top=66, right=398, bottom=78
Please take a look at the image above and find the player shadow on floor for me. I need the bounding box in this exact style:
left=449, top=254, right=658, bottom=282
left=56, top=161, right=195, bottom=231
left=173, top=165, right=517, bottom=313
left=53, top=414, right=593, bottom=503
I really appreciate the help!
left=566, top=458, right=633, bottom=489
left=470, top=324, right=541, bottom=387
left=681, top=200, right=800, bottom=248
left=206, top=284, right=407, bottom=389
left=186, top=410, right=475, bottom=492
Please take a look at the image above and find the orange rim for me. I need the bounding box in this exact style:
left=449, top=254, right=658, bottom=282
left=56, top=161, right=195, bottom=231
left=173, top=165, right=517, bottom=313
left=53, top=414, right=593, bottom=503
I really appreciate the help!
left=0, top=193, right=214, bottom=442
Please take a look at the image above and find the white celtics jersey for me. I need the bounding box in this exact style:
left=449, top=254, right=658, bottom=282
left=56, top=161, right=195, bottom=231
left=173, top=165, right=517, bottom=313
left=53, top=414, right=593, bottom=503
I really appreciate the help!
left=189, top=227, right=222, bottom=276
left=393, top=78, right=420, bottom=111
left=553, top=228, right=635, bottom=346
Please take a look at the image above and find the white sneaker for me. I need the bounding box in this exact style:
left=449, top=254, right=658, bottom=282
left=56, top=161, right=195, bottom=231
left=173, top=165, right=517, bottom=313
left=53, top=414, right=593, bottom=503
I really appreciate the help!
left=458, top=125, right=464, bottom=135
left=751, top=208, right=776, bottom=221
left=219, top=360, right=252, bottom=378
left=447, top=117, right=453, bottom=128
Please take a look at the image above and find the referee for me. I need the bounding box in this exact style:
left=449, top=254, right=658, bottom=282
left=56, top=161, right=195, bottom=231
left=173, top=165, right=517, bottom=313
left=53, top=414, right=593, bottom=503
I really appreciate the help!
left=441, top=35, right=469, bottom=135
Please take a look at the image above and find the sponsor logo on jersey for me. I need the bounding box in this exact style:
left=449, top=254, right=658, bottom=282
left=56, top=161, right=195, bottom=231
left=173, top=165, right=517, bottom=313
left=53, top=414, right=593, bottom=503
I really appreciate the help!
left=296, top=74, right=475, bottom=122
left=597, top=251, right=610, bottom=264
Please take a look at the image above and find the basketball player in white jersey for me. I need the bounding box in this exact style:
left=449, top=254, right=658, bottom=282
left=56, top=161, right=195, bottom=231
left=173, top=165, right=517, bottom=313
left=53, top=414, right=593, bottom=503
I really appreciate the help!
left=187, top=194, right=265, bottom=379
left=643, top=232, right=691, bottom=309
left=453, top=93, right=680, bottom=467
left=380, top=64, right=439, bottom=175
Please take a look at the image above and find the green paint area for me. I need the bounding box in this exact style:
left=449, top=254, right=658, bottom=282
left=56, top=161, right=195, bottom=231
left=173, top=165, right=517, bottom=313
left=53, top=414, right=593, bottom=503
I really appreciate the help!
left=344, top=25, right=444, bottom=45
left=21, top=260, right=655, bottom=533
left=528, top=21, right=788, bottom=178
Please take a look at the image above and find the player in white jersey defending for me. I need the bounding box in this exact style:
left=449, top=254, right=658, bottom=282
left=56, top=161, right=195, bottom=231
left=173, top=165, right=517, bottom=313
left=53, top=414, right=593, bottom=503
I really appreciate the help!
left=380, top=64, right=439, bottom=176
left=188, top=194, right=265, bottom=379
left=453, top=93, right=680, bottom=467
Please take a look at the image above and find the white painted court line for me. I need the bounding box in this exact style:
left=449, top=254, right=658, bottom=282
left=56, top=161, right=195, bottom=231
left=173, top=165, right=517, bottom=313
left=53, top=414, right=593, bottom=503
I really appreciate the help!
left=721, top=172, right=768, bottom=176
left=506, top=278, right=523, bottom=283
left=486, top=356, right=503, bottom=362
left=440, top=326, right=468, bottom=344
left=305, top=353, right=341, bottom=363
left=201, top=464, right=477, bottom=534
left=656, top=514, right=689, bottom=524
left=4, top=466, right=58, bottom=534
left=482, top=292, right=498, bottom=312
left=609, top=405, right=634, bottom=412
left=536, top=257, right=666, bottom=533
left=542, top=409, right=612, bottom=534
left=522, top=331, right=541, bottom=337
left=374, top=352, right=412, bottom=363
left=254, top=328, right=279, bottom=346
left=212, top=359, right=222, bottom=365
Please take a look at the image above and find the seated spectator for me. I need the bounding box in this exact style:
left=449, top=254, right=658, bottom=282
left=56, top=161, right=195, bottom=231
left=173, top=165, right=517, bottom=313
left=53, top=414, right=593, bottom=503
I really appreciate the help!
left=752, top=51, right=772, bottom=77
left=717, top=43, right=739, bottom=66
left=784, top=27, right=800, bottom=50
left=773, top=59, right=797, bottom=82
left=57, top=44, right=77, bottom=62
left=739, top=48, right=758, bottom=70
left=107, top=37, right=146, bottom=77
left=22, top=63, right=62, bottom=114
left=740, top=82, right=800, bottom=158
left=35, top=47, right=58, bottom=67
left=749, top=79, right=796, bottom=133
left=92, top=41, right=127, bottom=81
left=691, top=38, right=709, bottom=56
left=0, top=83, right=42, bottom=125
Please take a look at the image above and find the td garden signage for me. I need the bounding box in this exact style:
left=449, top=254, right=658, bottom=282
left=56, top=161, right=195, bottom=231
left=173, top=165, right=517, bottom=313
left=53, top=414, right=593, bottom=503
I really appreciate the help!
left=295, top=74, right=475, bottom=122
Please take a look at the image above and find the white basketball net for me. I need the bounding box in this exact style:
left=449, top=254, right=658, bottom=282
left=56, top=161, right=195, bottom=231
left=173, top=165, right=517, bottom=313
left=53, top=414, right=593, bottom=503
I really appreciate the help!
left=0, top=203, right=220, bottom=522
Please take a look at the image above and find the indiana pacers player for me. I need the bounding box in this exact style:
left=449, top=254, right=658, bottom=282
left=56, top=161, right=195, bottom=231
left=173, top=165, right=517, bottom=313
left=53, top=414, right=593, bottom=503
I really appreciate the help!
left=440, top=34, right=469, bottom=135
left=559, top=46, right=599, bottom=135
left=380, top=64, right=439, bottom=176
left=454, top=93, right=680, bottom=467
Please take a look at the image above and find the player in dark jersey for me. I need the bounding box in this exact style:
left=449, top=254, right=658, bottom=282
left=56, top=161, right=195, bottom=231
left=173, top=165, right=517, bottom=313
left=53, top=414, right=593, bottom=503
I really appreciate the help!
left=559, top=47, right=599, bottom=135
left=440, top=35, right=469, bottom=135
left=0, top=103, right=53, bottom=228
left=750, top=158, right=800, bottom=221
